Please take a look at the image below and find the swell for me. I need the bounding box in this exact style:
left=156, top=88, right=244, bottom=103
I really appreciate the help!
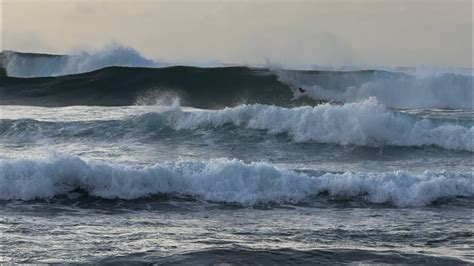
left=1, top=153, right=473, bottom=206
left=1, top=100, right=472, bottom=151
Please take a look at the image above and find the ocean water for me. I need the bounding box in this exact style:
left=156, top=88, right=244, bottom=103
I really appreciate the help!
left=1, top=49, right=473, bottom=264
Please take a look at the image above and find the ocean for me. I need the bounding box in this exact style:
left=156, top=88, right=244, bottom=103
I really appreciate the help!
left=1, top=50, right=473, bottom=264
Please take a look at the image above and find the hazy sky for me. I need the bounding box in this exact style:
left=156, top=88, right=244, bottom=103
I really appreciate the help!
left=2, top=0, right=473, bottom=68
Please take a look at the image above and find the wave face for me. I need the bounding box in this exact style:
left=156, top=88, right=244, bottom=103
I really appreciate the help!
left=1, top=153, right=472, bottom=206
left=0, top=65, right=315, bottom=108
left=1, top=100, right=472, bottom=151
left=0, top=44, right=158, bottom=77
left=276, top=69, right=473, bottom=109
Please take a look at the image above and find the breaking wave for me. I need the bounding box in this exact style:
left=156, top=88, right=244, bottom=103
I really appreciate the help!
left=164, top=99, right=473, bottom=151
left=1, top=153, right=472, bottom=206
left=1, top=99, right=472, bottom=151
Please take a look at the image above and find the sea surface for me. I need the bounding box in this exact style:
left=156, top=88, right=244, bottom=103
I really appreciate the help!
left=1, top=49, right=473, bottom=264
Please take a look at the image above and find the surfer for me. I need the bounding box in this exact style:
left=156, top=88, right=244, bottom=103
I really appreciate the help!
left=291, top=87, right=308, bottom=100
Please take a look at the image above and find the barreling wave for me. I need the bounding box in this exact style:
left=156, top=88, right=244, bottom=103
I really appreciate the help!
left=1, top=153, right=472, bottom=206
left=1, top=99, right=472, bottom=151
left=1, top=49, right=472, bottom=109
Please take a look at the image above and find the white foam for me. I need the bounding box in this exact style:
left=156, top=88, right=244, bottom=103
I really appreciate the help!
left=1, top=154, right=472, bottom=206
left=167, top=99, right=473, bottom=151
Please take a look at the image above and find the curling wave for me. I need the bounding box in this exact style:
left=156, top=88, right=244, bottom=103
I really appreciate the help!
left=1, top=154, right=472, bottom=206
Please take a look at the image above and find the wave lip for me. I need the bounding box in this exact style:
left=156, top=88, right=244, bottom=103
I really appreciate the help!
left=1, top=154, right=472, bottom=207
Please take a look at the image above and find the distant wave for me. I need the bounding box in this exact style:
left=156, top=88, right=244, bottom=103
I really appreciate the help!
left=2, top=99, right=472, bottom=151
left=1, top=153, right=472, bottom=206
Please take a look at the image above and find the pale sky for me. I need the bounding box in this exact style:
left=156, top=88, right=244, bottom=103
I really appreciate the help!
left=1, top=0, right=473, bottom=68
